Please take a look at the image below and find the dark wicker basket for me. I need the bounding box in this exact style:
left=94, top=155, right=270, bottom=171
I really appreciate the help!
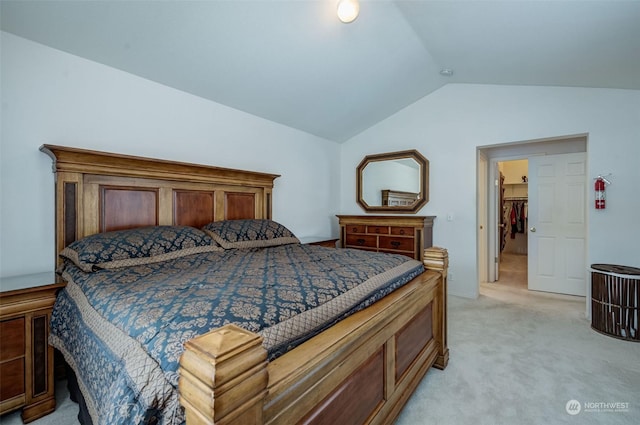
left=591, top=264, right=640, bottom=342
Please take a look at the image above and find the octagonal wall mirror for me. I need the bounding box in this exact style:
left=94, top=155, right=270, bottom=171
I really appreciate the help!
left=356, top=149, right=429, bottom=213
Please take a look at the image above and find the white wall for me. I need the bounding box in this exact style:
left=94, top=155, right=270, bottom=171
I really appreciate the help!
left=341, top=84, right=640, bottom=298
left=4, top=32, right=638, bottom=289
left=0, top=32, right=341, bottom=278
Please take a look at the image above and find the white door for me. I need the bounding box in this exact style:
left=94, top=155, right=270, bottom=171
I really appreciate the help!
left=528, top=153, right=587, bottom=296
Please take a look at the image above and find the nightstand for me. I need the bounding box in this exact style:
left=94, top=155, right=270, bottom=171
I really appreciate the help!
left=0, top=272, right=65, bottom=423
left=298, top=236, right=339, bottom=248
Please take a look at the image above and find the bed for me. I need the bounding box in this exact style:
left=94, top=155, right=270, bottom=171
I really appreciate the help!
left=41, top=145, right=449, bottom=425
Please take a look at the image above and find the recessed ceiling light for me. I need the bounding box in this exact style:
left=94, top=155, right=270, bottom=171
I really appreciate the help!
left=440, top=68, right=454, bottom=77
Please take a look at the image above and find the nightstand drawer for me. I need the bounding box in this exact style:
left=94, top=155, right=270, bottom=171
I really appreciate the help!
left=346, top=234, right=377, bottom=248
left=0, top=276, right=65, bottom=421
left=311, top=239, right=338, bottom=248
left=379, top=236, right=415, bottom=252
left=0, top=358, right=25, bottom=400
left=0, top=318, right=25, bottom=361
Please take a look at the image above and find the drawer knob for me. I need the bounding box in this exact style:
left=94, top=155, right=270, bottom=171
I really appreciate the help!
left=352, top=227, right=358, bottom=232
left=357, top=238, right=365, bottom=245
left=391, top=241, right=401, bottom=248
left=399, top=229, right=405, bottom=235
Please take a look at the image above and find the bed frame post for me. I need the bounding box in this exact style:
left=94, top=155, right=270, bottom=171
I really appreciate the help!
left=179, top=324, right=268, bottom=425
left=423, top=247, right=449, bottom=369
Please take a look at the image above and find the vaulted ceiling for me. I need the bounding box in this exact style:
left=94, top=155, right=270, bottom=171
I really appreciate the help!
left=2, top=1, right=639, bottom=142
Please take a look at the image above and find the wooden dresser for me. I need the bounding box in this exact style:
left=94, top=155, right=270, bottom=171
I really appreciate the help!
left=0, top=273, right=65, bottom=423
left=337, top=215, right=435, bottom=260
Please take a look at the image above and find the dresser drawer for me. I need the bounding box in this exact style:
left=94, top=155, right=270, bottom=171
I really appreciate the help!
left=379, top=236, right=415, bottom=252
left=0, top=358, right=25, bottom=401
left=346, top=234, right=378, bottom=248
left=390, top=226, right=414, bottom=236
left=346, top=224, right=367, bottom=234
left=366, top=225, right=389, bottom=235
left=0, top=318, right=25, bottom=361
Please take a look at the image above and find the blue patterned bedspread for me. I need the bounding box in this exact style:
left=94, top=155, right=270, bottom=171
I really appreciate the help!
left=50, top=244, right=424, bottom=425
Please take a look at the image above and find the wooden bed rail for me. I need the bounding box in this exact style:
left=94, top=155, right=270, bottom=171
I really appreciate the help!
left=179, top=249, right=449, bottom=425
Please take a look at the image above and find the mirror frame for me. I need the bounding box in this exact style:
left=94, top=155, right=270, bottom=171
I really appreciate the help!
left=356, top=149, right=429, bottom=213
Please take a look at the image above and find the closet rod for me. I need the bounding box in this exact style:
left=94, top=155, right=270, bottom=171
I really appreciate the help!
left=504, top=197, right=528, bottom=201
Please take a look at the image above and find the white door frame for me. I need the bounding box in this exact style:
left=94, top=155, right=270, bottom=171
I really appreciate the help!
left=476, top=135, right=589, bottom=314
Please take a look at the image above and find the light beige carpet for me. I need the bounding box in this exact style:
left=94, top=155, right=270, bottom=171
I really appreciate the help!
left=3, top=261, right=638, bottom=424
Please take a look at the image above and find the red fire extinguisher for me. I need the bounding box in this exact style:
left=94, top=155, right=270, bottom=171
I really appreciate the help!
left=594, top=175, right=610, bottom=209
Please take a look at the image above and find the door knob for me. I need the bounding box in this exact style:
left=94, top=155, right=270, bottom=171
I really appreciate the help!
left=530, top=227, right=536, bottom=232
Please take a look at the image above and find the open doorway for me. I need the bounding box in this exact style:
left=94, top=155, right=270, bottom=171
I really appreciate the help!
left=478, top=134, right=588, bottom=298
left=497, top=159, right=528, bottom=289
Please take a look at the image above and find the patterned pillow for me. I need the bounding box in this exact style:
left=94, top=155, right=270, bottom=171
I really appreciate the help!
left=60, top=226, right=222, bottom=272
left=202, top=219, right=299, bottom=249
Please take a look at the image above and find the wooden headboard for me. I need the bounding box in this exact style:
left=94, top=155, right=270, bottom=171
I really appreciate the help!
left=41, top=145, right=280, bottom=264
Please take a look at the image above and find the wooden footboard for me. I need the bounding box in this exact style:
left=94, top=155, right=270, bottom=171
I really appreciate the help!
left=179, top=255, right=448, bottom=425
